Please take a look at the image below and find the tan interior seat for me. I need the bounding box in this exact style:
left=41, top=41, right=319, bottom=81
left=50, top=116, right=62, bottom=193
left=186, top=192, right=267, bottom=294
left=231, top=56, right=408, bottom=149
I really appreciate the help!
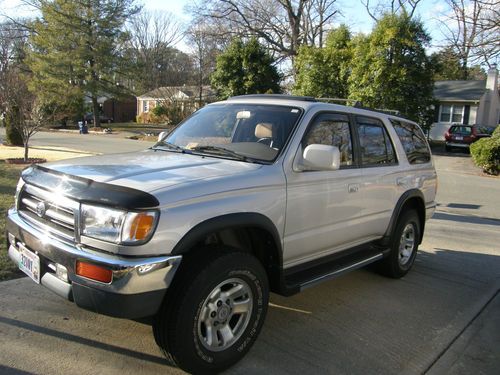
left=255, top=123, right=273, bottom=139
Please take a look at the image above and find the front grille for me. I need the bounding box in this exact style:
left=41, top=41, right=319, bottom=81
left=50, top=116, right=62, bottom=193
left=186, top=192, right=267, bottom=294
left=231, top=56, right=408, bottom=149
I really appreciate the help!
left=18, top=184, right=79, bottom=241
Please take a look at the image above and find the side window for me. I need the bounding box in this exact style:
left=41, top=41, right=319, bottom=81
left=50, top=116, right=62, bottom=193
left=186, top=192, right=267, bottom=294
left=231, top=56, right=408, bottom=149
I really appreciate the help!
left=356, top=116, right=396, bottom=166
left=391, top=120, right=431, bottom=164
left=303, top=113, right=354, bottom=167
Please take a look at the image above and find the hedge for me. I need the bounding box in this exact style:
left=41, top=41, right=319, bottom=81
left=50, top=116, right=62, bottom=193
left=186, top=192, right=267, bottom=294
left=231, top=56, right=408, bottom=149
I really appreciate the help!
left=470, top=126, right=500, bottom=175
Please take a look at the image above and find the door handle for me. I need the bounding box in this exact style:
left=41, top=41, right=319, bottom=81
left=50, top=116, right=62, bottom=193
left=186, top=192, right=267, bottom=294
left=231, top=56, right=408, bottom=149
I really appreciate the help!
left=348, top=184, right=359, bottom=193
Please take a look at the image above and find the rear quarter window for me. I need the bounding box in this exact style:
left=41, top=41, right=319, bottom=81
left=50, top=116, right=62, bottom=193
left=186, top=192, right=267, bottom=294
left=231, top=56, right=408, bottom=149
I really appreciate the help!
left=390, top=120, right=431, bottom=164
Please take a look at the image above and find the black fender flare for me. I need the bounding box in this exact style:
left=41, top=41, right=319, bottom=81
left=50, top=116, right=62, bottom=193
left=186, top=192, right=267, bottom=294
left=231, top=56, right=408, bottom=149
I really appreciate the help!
left=381, top=189, right=426, bottom=246
left=171, top=212, right=283, bottom=262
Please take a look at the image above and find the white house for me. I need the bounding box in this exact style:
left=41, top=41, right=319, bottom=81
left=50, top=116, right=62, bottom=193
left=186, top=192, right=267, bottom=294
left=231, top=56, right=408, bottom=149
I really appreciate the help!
left=429, top=65, right=499, bottom=140
left=136, top=86, right=216, bottom=117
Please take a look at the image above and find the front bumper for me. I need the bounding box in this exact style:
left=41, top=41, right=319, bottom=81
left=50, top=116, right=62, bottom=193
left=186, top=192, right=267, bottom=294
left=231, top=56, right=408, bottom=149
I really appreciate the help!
left=6, top=208, right=182, bottom=319
left=446, top=141, right=470, bottom=148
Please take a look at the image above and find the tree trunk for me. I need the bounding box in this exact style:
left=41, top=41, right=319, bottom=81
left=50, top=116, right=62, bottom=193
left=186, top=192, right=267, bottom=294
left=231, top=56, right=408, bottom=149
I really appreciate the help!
left=24, top=140, right=29, bottom=162
left=92, top=96, right=101, bottom=127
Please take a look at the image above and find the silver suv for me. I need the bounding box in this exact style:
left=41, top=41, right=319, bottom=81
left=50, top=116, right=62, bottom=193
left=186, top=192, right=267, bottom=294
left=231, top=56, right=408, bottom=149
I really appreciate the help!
left=6, top=95, right=437, bottom=373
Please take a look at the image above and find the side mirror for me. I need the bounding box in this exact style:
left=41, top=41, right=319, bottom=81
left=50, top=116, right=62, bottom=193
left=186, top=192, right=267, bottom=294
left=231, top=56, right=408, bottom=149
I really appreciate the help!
left=302, top=144, right=340, bottom=171
left=158, top=131, right=166, bottom=142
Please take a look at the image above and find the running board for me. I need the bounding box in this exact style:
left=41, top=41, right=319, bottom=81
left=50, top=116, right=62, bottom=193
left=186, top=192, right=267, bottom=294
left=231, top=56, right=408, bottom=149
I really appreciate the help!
left=280, top=244, right=389, bottom=295
left=299, top=253, right=383, bottom=290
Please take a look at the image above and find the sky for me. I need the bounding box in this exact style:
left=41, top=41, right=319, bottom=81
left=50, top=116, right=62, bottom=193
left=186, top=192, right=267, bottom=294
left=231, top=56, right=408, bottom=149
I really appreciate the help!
left=0, top=0, right=450, bottom=51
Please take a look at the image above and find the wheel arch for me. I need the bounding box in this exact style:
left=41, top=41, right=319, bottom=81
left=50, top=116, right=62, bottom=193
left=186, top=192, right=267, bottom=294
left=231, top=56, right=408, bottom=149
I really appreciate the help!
left=381, top=189, right=426, bottom=246
left=171, top=213, right=284, bottom=293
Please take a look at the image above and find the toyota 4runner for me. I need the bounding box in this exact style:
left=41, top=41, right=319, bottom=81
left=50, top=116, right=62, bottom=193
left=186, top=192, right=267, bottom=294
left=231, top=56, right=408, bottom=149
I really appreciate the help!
left=6, top=95, right=437, bottom=373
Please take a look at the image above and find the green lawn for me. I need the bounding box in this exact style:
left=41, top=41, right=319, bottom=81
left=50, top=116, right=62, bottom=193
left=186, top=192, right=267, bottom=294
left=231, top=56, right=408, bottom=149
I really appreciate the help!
left=0, top=162, right=24, bottom=281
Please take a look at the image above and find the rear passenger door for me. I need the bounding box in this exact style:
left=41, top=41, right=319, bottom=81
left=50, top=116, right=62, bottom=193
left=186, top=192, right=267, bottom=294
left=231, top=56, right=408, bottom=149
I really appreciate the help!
left=355, top=115, right=400, bottom=237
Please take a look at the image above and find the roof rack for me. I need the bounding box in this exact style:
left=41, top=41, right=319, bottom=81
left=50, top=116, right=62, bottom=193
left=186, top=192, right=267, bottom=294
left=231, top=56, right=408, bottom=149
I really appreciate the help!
left=225, top=94, right=407, bottom=119
left=227, top=94, right=317, bottom=102
left=315, top=98, right=362, bottom=107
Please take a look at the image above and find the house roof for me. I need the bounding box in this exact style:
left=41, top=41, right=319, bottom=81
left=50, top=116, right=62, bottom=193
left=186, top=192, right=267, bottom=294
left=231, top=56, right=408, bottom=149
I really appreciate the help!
left=138, top=86, right=215, bottom=100
left=433, top=80, right=486, bottom=102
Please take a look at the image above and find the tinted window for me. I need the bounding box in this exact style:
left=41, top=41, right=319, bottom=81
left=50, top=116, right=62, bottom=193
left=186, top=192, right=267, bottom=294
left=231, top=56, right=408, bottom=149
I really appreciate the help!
left=391, top=120, right=431, bottom=164
left=303, top=113, right=354, bottom=167
left=356, top=116, right=396, bottom=166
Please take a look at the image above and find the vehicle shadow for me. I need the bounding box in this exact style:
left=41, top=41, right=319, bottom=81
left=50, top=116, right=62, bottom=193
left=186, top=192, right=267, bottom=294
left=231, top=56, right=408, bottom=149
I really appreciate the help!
left=0, top=315, right=175, bottom=368
left=0, top=365, right=36, bottom=375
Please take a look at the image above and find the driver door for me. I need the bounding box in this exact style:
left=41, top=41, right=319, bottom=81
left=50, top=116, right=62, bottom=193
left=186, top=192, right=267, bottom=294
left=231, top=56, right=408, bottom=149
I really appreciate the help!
left=283, top=112, right=370, bottom=268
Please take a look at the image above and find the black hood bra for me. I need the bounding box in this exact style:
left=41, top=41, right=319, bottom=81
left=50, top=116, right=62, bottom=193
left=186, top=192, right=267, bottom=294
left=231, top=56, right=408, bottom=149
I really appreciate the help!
left=21, top=165, right=159, bottom=210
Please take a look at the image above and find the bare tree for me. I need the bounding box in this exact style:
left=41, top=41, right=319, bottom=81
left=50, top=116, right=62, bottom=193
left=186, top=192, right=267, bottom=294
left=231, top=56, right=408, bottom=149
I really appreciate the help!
left=439, top=0, right=499, bottom=73
left=187, top=20, right=226, bottom=102
left=360, top=0, right=423, bottom=21
left=128, top=10, right=190, bottom=92
left=187, top=0, right=339, bottom=63
left=302, top=0, right=338, bottom=46
left=4, top=67, right=47, bottom=161
left=0, top=21, right=28, bottom=115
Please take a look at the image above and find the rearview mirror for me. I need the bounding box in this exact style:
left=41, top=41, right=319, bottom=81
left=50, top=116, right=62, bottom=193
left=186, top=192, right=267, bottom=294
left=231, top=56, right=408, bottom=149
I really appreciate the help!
left=302, top=144, right=340, bottom=171
left=158, top=131, right=166, bottom=142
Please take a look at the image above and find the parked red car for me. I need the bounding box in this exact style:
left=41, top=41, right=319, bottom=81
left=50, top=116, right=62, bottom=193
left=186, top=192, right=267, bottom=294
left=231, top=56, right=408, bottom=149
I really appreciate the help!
left=444, top=125, right=495, bottom=152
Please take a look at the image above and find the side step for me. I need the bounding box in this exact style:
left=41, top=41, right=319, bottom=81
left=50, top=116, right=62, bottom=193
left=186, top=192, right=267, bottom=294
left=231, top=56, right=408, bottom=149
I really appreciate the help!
left=283, top=245, right=389, bottom=294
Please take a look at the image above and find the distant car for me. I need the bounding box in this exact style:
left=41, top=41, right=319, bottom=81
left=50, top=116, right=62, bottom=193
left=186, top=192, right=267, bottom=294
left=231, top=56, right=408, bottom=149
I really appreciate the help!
left=84, top=113, right=113, bottom=124
left=444, top=125, right=494, bottom=152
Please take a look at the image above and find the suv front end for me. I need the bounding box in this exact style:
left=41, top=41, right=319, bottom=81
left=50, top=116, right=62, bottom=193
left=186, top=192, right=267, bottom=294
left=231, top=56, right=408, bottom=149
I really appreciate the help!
left=6, top=166, right=181, bottom=319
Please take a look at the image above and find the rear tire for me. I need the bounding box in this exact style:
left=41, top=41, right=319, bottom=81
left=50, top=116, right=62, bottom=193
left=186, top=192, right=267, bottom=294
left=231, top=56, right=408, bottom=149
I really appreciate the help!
left=377, top=210, right=420, bottom=278
left=153, top=248, right=269, bottom=374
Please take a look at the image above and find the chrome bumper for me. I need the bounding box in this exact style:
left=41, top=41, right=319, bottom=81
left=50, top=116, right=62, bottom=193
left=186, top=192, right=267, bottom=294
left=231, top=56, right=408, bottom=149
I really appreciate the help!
left=6, top=208, right=182, bottom=318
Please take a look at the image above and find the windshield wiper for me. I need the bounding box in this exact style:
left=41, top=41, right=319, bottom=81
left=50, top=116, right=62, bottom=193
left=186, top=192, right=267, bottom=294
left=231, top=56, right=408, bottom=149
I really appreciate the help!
left=190, top=145, right=250, bottom=162
left=152, top=141, right=185, bottom=153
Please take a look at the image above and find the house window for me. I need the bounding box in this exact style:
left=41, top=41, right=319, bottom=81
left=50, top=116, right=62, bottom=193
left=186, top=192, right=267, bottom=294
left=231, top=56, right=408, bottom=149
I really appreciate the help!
left=452, top=105, right=463, bottom=122
left=440, top=104, right=464, bottom=123
left=143, top=101, right=149, bottom=113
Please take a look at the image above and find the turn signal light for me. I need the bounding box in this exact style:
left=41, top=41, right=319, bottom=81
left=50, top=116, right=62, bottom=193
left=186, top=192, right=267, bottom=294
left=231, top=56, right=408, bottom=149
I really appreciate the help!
left=76, top=261, right=112, bottom=283
left=128, top=213, right=155, bottom=240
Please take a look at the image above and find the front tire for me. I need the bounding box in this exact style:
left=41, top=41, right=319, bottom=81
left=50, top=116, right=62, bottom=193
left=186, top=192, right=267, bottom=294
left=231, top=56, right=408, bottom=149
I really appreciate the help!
left=377, top=210, right=421, bottom=278
left=154, top=249, right=269, bottom=374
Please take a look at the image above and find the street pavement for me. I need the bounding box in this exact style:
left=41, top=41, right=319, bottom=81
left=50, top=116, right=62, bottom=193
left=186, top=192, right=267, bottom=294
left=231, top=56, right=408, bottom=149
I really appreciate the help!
left=0, top=136, right=499, bottom=374
left=0, top=128, right=155, bottom=155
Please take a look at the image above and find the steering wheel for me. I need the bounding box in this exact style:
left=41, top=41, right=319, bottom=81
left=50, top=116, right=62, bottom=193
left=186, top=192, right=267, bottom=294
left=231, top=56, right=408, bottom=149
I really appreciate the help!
left=256, top=137, right=273, bottom=147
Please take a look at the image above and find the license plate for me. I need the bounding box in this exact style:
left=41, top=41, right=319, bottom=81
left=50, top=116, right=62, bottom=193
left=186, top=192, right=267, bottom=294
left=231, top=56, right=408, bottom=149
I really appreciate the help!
left=18, top=243, right=41, bottom=284
left=455, top=136, right=463, bottom=140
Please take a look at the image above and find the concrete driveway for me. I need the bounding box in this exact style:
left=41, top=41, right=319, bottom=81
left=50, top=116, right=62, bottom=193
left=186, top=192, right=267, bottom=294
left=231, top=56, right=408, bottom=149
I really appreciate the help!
left=1, top=147, right=499, bottom=374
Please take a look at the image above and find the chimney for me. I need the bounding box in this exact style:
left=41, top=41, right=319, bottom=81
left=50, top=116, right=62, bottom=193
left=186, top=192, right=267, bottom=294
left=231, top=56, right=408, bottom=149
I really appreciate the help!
left=485, top=63, right=498, bottom=92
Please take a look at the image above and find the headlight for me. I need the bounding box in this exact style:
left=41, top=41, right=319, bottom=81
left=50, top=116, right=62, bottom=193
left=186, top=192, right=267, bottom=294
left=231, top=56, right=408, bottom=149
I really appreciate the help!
left=15, top=178, right=25, bottom=209
left=81, top=204, right=158, bottom=244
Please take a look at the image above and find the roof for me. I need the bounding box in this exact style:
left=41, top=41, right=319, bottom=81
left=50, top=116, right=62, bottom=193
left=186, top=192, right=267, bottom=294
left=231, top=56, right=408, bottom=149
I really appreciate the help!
left=433, top=80, right=486, bottom=102
left=138, top=86, right=216, bottom=100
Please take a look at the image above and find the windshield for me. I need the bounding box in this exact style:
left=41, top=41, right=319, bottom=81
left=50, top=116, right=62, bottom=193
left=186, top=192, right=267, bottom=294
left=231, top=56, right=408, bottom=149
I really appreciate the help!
left=154, top=104, right=303, bottom=163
